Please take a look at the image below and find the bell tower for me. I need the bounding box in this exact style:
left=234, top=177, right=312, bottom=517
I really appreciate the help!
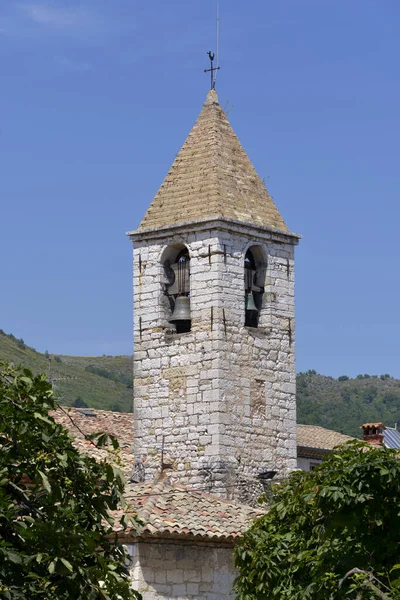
left=128, top=89, right=300, bottom=503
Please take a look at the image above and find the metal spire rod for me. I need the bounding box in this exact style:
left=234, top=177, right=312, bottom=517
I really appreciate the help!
left=215, top=1, right=220, bottom=86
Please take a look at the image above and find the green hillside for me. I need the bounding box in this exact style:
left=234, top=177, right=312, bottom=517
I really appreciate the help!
left=0, top=330, right=132, bottom=412
left=297, top=370, right=400, bottom=438
left=2, top=330, right=400, bottom=436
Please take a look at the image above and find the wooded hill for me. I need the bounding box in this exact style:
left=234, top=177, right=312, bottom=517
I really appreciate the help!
left=1, top=330, right=399, bottom=437
left=297, top=370, right=400, bottom=438
left=0, top=330, right=132, bottom=412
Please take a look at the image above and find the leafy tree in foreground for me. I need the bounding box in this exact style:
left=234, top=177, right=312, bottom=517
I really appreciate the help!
left=0, top=363, right=140, bottom=599
left=235, top=441, right=400, bottom=599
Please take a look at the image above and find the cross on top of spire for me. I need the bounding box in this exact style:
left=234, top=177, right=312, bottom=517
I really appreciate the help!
left=204, top=50, right=220, bottom=90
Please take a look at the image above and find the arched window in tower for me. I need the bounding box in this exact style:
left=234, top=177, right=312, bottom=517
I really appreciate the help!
left=244, top=247, right=265, bottom=328
left=163, top=246, right=191, bottom=334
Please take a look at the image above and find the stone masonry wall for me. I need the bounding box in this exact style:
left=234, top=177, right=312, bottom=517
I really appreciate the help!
left=131, top=220, right=298, bottom=502
left=127, top=539, right=236, bottom=600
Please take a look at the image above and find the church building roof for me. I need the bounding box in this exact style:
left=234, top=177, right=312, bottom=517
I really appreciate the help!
left=136, top=89, right=289, bottom=234
left=115, top=476, right=263, bottom=542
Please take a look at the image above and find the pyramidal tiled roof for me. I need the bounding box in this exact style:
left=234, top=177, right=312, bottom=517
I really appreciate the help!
left=137, top=89, right=289, bottom=233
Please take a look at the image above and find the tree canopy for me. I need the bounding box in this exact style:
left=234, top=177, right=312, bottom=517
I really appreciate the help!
left=235, top=441, right=400, bottom=599
left=0, top=363, right=140, bottom=599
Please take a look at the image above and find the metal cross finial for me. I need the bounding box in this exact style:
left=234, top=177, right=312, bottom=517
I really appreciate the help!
left=204, top=50, right=220, bottom=90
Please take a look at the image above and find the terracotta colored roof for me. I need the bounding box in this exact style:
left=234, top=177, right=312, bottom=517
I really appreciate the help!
left=51, top=407, right=133, bottom=480
left=297, top=424, right=354, bottom=453
left=115, top=475, right=263, bottom=541
left=361, top=422, right=386, bottom=429
left=136, top=89, right=290, bottom=234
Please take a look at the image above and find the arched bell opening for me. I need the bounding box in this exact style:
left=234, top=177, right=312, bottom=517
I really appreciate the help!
left=244, top=246, right=267, bottom=328
left=162, top=245, right=191, bottom=333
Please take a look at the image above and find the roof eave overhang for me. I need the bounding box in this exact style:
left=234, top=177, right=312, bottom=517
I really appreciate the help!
left=297, top=446, right=332, bottom=459
left=127, top=216, right=301, bottom=244
left=116, top=530, right=237, bottom=547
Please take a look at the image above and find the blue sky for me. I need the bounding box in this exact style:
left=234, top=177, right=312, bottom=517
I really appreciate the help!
left=1, top=0, right=399, bottom=378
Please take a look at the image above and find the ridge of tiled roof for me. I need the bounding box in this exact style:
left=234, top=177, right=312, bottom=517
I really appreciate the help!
left=297, top=424, right=355, bottom=452
left=115, top=475, right=263, bottom=541
left=136, top=89, right=290, bottom=234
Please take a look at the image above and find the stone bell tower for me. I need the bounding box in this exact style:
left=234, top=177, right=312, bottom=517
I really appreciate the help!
left=128, top=89, right=300, bottom=503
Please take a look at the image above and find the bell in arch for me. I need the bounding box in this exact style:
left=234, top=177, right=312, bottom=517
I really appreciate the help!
left=169, top=295, right=191, bottom=323
left=245, top=292, right=259, bottom=328
left=165, top=246, right=192, bottom=333
left=245, top=292, right=259, bottom=314
left=169, top=295, right=191, bottom=333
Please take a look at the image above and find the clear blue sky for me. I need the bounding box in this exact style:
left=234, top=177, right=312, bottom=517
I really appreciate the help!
left=1, top=0, right=399, bottom=378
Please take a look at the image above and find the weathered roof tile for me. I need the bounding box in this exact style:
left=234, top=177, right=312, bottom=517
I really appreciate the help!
left=118, top=476, right=263, bottom=541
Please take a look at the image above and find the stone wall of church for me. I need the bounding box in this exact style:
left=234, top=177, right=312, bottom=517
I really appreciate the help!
left=132, top=227, right=221, bottom=488
left=127, top=539, right=236, bottom=600
left=131, top=221, right=298, bottom=502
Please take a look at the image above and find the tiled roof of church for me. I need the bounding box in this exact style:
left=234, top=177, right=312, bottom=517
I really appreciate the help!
left=115, top=476, right=263, bottom=541
left=136, top=89, right=290, bottom=234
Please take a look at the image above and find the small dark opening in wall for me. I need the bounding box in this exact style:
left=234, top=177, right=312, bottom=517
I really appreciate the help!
left=175, top=320, right=191, bottom=334
left=245, top=304, right=259, bottom=328
left=245, top=248, right=263, bottom=328
left=257, top=470, right=277, bottom=491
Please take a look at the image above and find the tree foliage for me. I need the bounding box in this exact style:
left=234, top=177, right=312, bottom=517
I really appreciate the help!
left=235, top=441, right=400, bottom=599
left=0, top=363, right=140, bottom=599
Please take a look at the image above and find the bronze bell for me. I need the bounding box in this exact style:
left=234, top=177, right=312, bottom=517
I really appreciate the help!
left=245, top=292, right=259, bottom=314
left=169, top=296, right=191, bottom=323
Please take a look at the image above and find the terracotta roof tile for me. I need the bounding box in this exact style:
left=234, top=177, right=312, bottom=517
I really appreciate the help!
left=136, top=89, right=290, bottom=234
left=117, top=476, right=263, bottom=541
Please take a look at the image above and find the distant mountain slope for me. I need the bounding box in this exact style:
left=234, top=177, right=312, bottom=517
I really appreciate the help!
left=297, top=371, right=400, bottom=438
left=0, top=330, right=132, bottom=412
left=2, top=330, right=400, bottom=436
